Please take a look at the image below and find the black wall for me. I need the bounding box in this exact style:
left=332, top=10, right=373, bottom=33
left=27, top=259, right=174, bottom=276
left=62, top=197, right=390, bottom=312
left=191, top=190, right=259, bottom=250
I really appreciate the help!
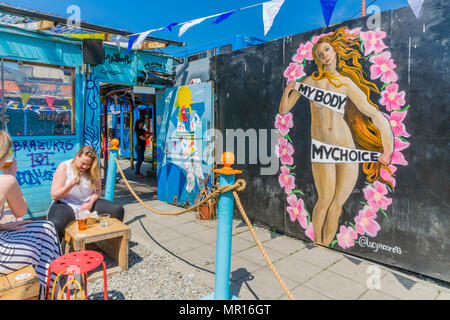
left=210, top=0, right=450, bottom=282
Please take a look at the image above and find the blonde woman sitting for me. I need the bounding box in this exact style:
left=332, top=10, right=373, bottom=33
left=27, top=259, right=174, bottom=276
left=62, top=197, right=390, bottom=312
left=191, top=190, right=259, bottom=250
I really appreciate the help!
left=48, top=145, right=124, bottom=241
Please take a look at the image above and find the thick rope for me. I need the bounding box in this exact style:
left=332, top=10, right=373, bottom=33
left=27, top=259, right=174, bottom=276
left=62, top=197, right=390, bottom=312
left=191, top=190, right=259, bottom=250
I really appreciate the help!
left=113, top=156, right=244, bottom=215
left=113, top=157, right=295, bottom=299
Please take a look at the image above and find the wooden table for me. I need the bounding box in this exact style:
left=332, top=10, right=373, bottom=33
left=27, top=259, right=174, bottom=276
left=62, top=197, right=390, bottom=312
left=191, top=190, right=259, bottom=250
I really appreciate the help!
left=64, top=218, right=131, bottom=270
left=0, top=265, right=40, bottom=300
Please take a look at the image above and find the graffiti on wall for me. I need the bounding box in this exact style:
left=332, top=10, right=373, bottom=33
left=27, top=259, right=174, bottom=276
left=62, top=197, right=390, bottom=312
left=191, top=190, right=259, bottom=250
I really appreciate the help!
left=84, top=74, right=101, bottom=155
left=13, top=139, right=75, bottom=187
left=276, top=27, right=410, bottom=250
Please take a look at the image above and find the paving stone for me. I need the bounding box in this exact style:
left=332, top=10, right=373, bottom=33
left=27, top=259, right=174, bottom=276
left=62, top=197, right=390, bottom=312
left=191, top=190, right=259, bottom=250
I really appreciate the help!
left=235, top=245, right=288, bottom=267
left=162, top=236, right=209, bottom=254
left=327, top=256, right=388, bottom=287
left=290, top=245, right=344, bottom=269
left=229, top=255, right=264, bottom=282
left=281, top=285, right=331, bottom=300
left=178, top=244, right=217, bottom=269
left=234, top=228, right=275, bottom=244
left=358, top=289, right=398, bottom=300
left=303, top=270, right=367, bottom=300
left=266, top=255, right=323, bottom=285
left=263, top=235, right=306, bottom=255
left=172, top=221, right=212, bottom=235
left=233, top=267, right=299, bottom=300
left=231, top=237, right=256, bottom=254
left=189, top=228, right=219, bottom=244
left=142, top=228, right=186, bottom=244
left=379, top=272, right=440, bottom=300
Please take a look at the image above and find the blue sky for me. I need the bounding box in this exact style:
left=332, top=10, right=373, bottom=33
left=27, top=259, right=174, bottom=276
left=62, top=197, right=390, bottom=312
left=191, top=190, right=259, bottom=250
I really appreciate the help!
left=5, top=0, right=409, bottom=53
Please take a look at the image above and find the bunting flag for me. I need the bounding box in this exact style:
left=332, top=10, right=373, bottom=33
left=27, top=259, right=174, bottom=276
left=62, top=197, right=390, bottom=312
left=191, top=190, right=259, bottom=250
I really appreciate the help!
left=45, top=96, right=55, bottom=111
left=262, top=0, right=285, bottom=35
left=20, top=93, right=32, bottom=106
left=178, top=17, right=208, bottom=37
left=126, top=34, right=138, bottom=56
left=67, top=97, right=72, bottom=107
left=320, top=0, right=337, bottom=28
left=212, top=11, right=236, bottom=24
left=165, top=22, right=179, bottom=32
left=408, top=0, right=424, bottom=19
left=115, top=35, right=122, bottom=52
left=129, top=0, right=282, bottom=46
left=134, top=29, right=153, bottom=49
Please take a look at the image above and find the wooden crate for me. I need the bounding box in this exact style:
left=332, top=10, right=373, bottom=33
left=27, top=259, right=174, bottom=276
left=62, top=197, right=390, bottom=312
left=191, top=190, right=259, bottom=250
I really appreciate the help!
left=0, top=265, right=40, bottom=300
left=64, top=218, right=131, bottom=270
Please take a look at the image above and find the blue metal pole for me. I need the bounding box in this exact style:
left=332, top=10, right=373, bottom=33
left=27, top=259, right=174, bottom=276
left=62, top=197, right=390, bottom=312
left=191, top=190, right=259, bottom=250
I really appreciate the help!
left=214, top=173, right=235, bottom=300
left=104, top=148, right=119, bottom=201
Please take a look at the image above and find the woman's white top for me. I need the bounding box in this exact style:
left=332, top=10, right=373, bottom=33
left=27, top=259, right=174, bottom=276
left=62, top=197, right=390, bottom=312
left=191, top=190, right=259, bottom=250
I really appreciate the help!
left=58, top=159, right=94, bottom=213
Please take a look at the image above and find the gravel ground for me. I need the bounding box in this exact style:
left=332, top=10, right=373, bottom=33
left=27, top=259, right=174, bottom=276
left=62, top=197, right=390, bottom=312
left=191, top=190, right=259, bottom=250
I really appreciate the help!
left=84, top=241, right=211, bottom=300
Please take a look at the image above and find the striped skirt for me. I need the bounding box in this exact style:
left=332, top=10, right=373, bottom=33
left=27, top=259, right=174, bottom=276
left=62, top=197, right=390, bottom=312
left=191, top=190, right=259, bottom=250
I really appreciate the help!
left=0, top=220, right=62, bottom=297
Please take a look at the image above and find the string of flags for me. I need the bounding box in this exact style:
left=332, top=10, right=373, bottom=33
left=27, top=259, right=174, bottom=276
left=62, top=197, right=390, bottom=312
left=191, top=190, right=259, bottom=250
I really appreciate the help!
left=124, top=0, right=285, bottom=54
left=4, top=92, right=72, bottom=115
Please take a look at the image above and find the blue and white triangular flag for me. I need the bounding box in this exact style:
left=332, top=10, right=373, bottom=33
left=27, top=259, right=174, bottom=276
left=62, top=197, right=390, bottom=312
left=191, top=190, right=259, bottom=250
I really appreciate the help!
left=320, top=0, right=337, bottom=28
left=212, top=11, right=235, bottom=24
left=408, top=0, right=424, bottom=19
left=262, top=0, right=285, bottom=36
left=178, top=17, right=208, bottom=37
left=126, top=34, right=138, bottom=56
left=165, top=23, right=179, bottom=32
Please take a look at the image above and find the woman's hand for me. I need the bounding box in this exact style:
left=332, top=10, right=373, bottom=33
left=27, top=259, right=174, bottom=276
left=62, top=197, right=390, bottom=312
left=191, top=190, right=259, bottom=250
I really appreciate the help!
left=0, top=220, right=32, bottom=231
left=79, top=202, right=92, bottom=212
left=284, top=81, right=296, bottom=96
left=70, top=176, right=80, bottom=187
left=2, top=158, right=17, bottom=176
left=378, top=151, right=392, bottom=166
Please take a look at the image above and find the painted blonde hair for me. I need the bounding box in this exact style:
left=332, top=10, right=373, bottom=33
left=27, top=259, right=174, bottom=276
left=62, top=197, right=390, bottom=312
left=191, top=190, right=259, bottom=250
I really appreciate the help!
left=0, top=130, right=12, bottom=163
left=71, top=145, right=100, bottom=190
left=312, top=27, right=393, bottom=189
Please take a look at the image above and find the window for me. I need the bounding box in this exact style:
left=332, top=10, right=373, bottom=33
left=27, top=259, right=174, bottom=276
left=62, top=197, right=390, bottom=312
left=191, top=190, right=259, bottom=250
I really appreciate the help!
left=187, top=51, right=208, bottom=63
left=207, top=48, right=218, bottom=57
left=0, top=60, right=75, bottom=136
left=220, top=44, right=233, bottom=54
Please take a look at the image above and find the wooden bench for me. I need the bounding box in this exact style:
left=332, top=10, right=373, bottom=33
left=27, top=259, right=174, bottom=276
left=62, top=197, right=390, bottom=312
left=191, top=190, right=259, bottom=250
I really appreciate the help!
left=64, top=218, right=131, bottom=270
left=0, top=265, right=40, bottom=300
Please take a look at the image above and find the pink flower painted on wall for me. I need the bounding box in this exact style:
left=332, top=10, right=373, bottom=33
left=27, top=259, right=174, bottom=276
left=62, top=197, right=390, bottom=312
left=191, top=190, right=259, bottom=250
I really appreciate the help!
left=355, top=206, right=381, bottom=237
left=391, top=137, right=409, bottom=166
left=345, top=27, right=362, bottom=38
left=380, top=83, right=406, bottom=112
left=360, top=30, right=388, bottom=56
left=337, top=226, right=358, bottom=249
left=283, top=63, right=306, bottom=82
left=386, top=111, right=410, bottom=137
left=279, top=166, right=295, bottom=194
left=287, top=195, right=307, bottom=227
left=275, top=137, right=294, bottom=166
left=293, top=42, right=313, bottom=63
left=275, top=112, right=294, bottom=136
left=311, top=32, right=333, bottom=44
left=380, top=164, right=398, bottom=188
left=305, top=222, right=314, bottom=241
left=369, top=51, right=398, bottom=83
left=363, top=181, right=392, bottom=211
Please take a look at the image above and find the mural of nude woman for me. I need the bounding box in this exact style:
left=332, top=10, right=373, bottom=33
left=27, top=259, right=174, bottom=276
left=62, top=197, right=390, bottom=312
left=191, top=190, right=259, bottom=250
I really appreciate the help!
left=278, top=27, right=394, bottom=247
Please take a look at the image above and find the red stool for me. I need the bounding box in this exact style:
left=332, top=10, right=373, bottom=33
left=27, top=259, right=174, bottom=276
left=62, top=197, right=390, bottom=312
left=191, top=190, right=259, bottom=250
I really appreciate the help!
left=46, top=250, right=107, bottom=300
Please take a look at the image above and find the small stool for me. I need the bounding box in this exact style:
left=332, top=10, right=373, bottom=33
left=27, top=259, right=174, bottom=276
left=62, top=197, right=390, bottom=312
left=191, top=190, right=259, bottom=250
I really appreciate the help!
left=45, top=250, right=107, bottom=300
left=64, top=218, right=131, bottom=270
left=0, top=265, right=40, bottom=300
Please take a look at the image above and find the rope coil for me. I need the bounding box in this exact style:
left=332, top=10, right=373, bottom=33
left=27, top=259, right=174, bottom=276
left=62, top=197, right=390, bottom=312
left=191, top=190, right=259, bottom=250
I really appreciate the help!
left=112, top=157, right=295, bottom=300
